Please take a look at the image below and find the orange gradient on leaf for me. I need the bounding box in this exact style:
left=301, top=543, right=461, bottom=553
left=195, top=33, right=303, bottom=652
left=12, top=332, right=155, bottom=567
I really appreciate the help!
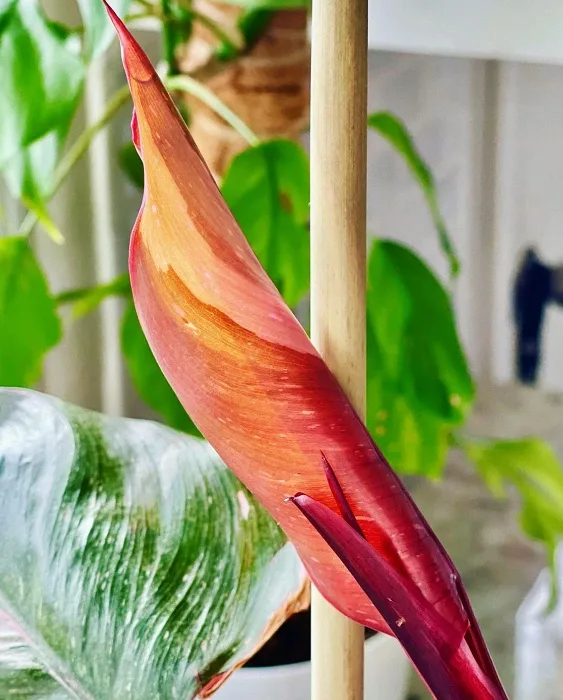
left=105, top=4, right=507, bottom=697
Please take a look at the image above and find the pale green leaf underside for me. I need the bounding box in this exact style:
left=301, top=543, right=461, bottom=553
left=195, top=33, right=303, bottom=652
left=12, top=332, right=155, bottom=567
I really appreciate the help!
left=0, top=1, right=84, bottom=168
left=0, top=389, right=306, bottom=699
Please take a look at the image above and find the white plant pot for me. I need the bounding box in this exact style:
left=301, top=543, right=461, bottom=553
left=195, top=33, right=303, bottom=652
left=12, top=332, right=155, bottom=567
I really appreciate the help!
left=212, top=633, right=411, bottom=700
left=514, top=545, right=563, bottom=699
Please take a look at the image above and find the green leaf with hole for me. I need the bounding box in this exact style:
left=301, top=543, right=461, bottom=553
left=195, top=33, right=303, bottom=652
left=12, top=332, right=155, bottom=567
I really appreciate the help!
left=121, top=300, right=199, bottom=435
left=464, top=437, right=563, bottom=564
left=0, top=388, right=307, bottom=699
left=368, top=111, right=460, bottom=279
left=76, top=0, right=133, bottom=60
left=366, top=240, right=472, bottom=476
left=0, top=236, right=61, bottom=387
left=0, top=1, right=84, bottom=169
left=221, top=139, right=310, bottom=308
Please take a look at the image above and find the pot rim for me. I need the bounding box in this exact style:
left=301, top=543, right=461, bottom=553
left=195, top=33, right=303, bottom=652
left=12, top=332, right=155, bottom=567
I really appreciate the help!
left=233, top=632, right=389, bottom=679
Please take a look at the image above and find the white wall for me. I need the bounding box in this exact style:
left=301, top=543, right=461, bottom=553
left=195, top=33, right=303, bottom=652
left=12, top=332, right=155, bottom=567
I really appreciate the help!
left=367, top=53, right=563, bottom=392
left=491, top=63, right=563, bottom=391
left=366, top=51, right=491, bottom=379
left=368, top=0, right=563, bottom=65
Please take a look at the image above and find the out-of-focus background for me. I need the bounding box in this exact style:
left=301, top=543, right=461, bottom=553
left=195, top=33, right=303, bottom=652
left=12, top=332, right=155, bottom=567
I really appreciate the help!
left=6, top=1, right=563, bottom=408
left=3, top=2, right=563, bottom=698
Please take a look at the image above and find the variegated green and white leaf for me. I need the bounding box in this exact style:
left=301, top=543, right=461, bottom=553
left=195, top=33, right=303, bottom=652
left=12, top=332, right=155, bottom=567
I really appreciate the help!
left=0, top=389, right=308, bottom=699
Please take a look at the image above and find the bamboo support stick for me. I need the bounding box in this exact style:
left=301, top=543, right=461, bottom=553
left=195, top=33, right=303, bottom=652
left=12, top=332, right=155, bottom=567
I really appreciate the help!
left=309, top=1, right=368, bottom=700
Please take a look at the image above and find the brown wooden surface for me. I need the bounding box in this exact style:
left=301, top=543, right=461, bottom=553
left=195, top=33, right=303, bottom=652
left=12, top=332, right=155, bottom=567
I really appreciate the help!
left=309, top=1, right=369, bottom=699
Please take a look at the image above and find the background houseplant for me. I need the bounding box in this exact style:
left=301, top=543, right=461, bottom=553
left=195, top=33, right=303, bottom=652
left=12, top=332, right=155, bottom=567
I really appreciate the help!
left=1, top=0, right=563, bottom=696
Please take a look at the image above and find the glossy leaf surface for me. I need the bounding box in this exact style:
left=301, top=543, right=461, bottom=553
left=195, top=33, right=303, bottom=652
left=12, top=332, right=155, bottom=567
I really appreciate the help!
left=291, top=491, right=507, bottom=700
left=111, top=0, right=464, bottom=632
left=0, top=388, right=307, bottom=698
left=0, top=1, right=83, bottom=168
left=366, top=367, right=449, bottom=479
left=117, top=137, right=311, bottom=309
left=0, top=236, right=61, bottom=387
left=366, top=239, right=473, bottom=476
left=221, top=140, right=310, bottom=308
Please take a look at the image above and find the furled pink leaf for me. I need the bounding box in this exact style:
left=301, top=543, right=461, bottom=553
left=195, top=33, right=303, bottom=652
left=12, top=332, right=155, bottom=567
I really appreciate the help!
left=290, top=458, right=507, bottom=699
left=104, top=4, right=508, bottom=697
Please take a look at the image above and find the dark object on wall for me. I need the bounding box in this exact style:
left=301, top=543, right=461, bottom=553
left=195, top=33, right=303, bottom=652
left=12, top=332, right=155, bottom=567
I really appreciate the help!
left=513, top=248, right=553, bottom=384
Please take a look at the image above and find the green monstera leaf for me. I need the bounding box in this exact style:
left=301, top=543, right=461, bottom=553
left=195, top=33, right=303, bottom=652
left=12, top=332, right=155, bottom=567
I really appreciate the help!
left=0, top=389, right=308, bottom=699
left=366, top=239, right=474, bottom=477
left=221, top=139, right=310, bottom=308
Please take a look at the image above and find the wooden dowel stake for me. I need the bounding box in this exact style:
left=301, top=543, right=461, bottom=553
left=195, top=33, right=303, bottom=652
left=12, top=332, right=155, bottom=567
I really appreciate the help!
left=309, top=1, right=368, bottom=700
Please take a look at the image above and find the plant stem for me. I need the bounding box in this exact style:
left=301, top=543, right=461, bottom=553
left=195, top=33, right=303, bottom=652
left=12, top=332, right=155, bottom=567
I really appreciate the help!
left=54, top=87, right=131, bottom=193
left=18, top=64, right=258, bottom=238
left=18, top=85, right=131, bottom=237
left=55, top=273, right=131, bottom=308
left=133, top=0, right=158, bottom=10
left=165, top=75, right=259, bottom=146
left=125, top=11, right=160, bottom=22
left=187, top=8, right=242, bottom=54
